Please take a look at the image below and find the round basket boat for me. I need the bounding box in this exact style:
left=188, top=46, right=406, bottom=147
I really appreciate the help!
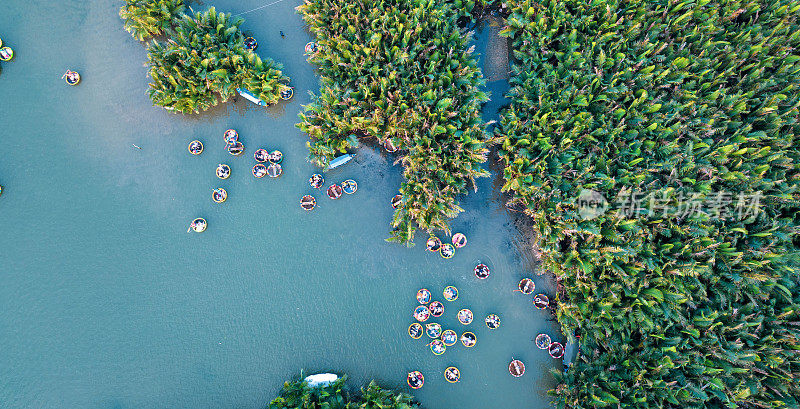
left=280, top=87, right=294, bottom=101
left=0, top=46, right=13, bottom=62
left=509, top=360, right=525, bottom=377
left=223, top=129, right=239, bottom=145
left=460, top=331, right=476, bottom=347
left=534, top=294, right=550, bottom=309
left=408, top=323, right=423, bottom=339
left=304, top=41, right=318, bottom=54
left=414, top=305, right=431, bottom=322
left=391, top=194, right=402, bottom=209
left=383, top=138, right=398, bottom=153
left=309, top=174, right=324, bottom=189
left=216, top=164, right=231, bottom=179
left=188, top=140, right=203, bottom=155
left=342, top=179, right=357, bottom=194
left=443, top=286, right=458, bottom=301
left=63, top=70, right=80, bottom=85
left=429, top=301, right=444, bottom=317
left=429, top=339, right=446, bottom=355
left=416, top=288, right=431, bottom=304
left=300, top=195, right=316, bottom=211
left=440, top=243, right=455, bottom=259
left=425, top=236, right=442, bottom=252
left=549, top=342, right=565, bottom=359
left=452, top=233, right=467, bottom=248
left=485, top=314, right=501, bottom=330
left=243, top=36, right=258, bottom=51
left=252, top=163, right=267, bottom=178
left=407, top=371, right=424, bottom=390
left=254, top=149, right=269, bottom=162
left=190, top=218, right=207, bottom=233
left=441, top=330, right=458, bottom=346
left=212, top=188, right=228, bottom=203
left=518, top=278, right=535, bottom=294
left=425, top=323, right=442, bottom=339
left=444, top=367, right=460, bottom=383
left=457, top=308, right=473, bottom=325
left=535, top=333, right=552, bottom=350
left=266, top=163, right=282, bottom=178
left=474, top=263, right=490, bottom=279
left=227, top=141, right=244, bottom=156
left=269, top=150, right=283, bottom=164
left=327, top=184, right=343, bottom=199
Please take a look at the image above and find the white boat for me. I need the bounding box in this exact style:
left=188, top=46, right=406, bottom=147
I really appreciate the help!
left=326, top=154, right=353, bottom=170
left=236, top=88, right=267, bottom=106
left=304, top=373, right=338, bottom=387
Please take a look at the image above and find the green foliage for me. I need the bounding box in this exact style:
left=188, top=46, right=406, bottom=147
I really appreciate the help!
left=268, top=376, right=421, bottom=409
left=119, top=0, right=185, bottom=41
left=297, top=0, right=494, bottom=245
left=145, top=7, right=289, bottom=113
left=498, top=0, right=800, bottom=407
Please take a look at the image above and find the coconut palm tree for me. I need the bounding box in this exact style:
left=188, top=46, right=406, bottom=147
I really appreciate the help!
left=498, top=0, right=800, bottom=407
left=119, top=0, right=185, bottom=41
left=297, top=0, right=493, bottom=246
left=144, top=7, right=289, bottom=113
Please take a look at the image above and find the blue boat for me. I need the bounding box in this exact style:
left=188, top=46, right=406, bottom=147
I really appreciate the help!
left=236, top=88, right=267, bottom=106
left=325, top=154, right=353, bottom=170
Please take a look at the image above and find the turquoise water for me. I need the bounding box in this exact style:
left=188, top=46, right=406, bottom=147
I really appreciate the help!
left=0, top=1, right=560, bottom=408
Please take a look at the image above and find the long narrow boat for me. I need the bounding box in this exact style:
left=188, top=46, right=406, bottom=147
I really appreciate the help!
left=236, top=88, right=267, bottom=106
left=304, top=373, right=338, bottom=387
left=325, top=154, right=353, bottom=170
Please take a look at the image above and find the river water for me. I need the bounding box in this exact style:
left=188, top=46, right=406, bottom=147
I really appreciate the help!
left=0, top=1, right=559, bottom=408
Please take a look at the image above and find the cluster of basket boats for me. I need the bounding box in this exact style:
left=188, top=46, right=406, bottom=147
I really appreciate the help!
left=516, top=277, right=564, bottom=360
left=187, top=129, right=286, bottom=232
left=423, top=233, right=467, bottom=259
left=406, top=285, right=470, bottom=388
left=405, top=264, right=564, bottom=388
left=300, top=173, right=357, bottom=211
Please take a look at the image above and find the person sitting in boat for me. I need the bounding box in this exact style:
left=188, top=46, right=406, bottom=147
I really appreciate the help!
left=407, top=372, right=423, bottom=389
left=474, top=263, right=490, bottom=279
left=430, top=302, right=444, bottom=316
left=445, top=368, right=459, bottom=382
left=309, top=174, right=324, bottom=189
left=440, top=244, right=455, bottom=258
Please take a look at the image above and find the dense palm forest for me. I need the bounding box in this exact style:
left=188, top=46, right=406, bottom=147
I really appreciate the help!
left=119, top=0, right=289, bottom=113
left=497, top=0, right=800, bottom=407
left=268, top=376, right=422, bottom=408
left=296, top=0, right=495, bottom=245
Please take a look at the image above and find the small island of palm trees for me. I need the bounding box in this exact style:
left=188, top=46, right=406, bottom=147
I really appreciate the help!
left=120, top=0, right=290, bottom=113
